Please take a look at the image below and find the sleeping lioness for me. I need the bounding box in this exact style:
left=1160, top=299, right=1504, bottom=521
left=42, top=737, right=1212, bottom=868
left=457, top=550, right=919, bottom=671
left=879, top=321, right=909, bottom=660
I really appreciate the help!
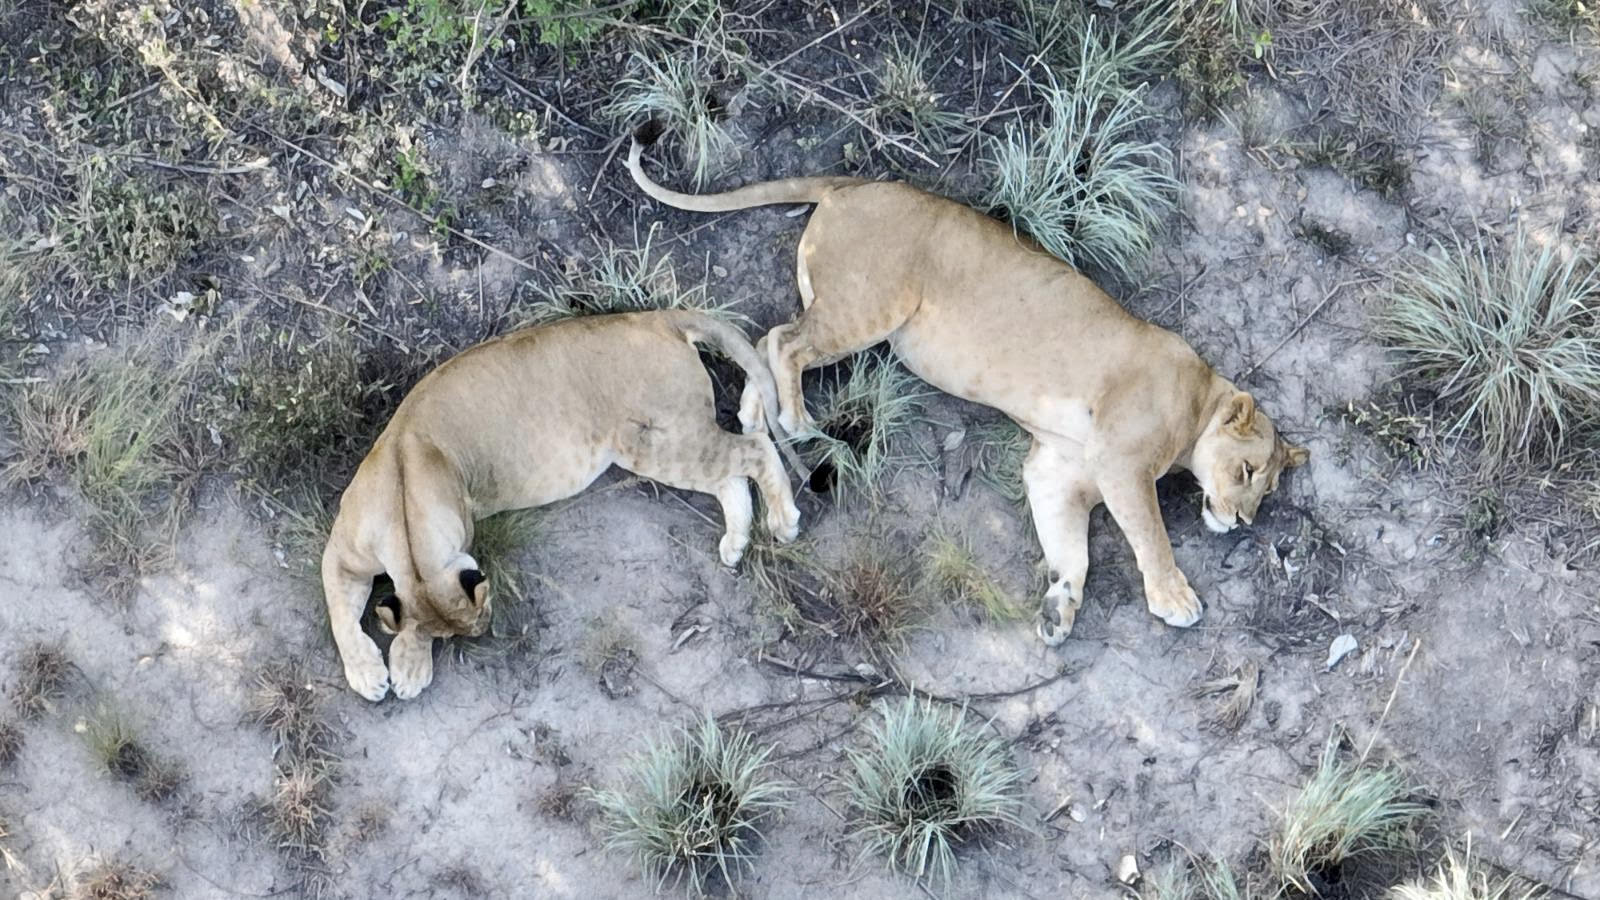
left=627, top=127, right=1308, bottom=645
left=322, top=310, right=801, bottom=701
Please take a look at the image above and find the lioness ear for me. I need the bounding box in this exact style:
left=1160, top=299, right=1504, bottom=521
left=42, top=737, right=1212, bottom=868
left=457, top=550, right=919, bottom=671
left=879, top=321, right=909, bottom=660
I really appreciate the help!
left=1283, top=443, right=1311, bottom=468
left=459, top=568, right=487, bottom=605
left=1223, top=392, right=1256, bottom=434
left=375, top=595, right=401, bottom=635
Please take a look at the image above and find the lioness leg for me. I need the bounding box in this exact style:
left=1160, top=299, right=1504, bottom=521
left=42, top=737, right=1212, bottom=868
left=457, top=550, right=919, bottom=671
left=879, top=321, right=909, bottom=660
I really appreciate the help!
left=1023, top=439, right=1098, bottom=646
left=764, top=241, right=920, bottom=434
left=1094, top=471, right=1203, bottom=628
left=617, top=427, right=800, bottom=567
left=321, top=546, right=390, bottom=702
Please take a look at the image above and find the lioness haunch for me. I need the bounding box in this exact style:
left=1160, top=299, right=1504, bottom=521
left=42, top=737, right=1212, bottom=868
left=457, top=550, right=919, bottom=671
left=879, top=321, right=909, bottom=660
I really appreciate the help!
left=627, top=124, right=1308, bottom=645
left=322, top=310, right=800, bottom=700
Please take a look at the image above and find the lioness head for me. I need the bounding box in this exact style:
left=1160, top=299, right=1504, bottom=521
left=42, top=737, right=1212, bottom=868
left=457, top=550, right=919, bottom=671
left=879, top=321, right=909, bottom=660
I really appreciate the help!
left=374, top=556, right=493, bottom=640
left=1191, top=392, right=1309, bottom=533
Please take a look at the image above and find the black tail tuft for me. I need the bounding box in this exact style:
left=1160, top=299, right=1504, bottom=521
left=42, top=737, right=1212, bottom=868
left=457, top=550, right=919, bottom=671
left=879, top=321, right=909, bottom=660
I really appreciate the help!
left=632, top=120, right=667, bottom=147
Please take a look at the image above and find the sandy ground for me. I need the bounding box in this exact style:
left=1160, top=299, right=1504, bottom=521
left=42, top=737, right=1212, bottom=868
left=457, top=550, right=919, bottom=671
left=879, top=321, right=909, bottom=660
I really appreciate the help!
left=3, top=0, right=1600, bottom=898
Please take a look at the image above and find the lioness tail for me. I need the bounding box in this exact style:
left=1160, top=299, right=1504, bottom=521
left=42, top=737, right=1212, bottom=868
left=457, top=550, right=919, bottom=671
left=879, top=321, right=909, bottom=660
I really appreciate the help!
left=627, top=122, right=864, bottom=213
left=669, top=311, right=807, bottom=477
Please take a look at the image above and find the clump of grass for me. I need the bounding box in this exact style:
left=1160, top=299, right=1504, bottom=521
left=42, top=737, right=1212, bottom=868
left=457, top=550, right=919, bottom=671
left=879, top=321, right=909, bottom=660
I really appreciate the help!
left=1287, top=130, right=1410, bottom=199
left=1190, top=661, right=1259, bottom=732
left=50, top=166, right=209, bottom=291
left=1011, top=1, right=1177, bottom=91
left=842, top=698, right=1028, bottom=889
left=1143, top=853, right=1252, bottom=900
left=264, top=763, right=335, bottom=861
left=922, top=528, right=1026, bottom=622
left=608, top=48, right=738, bottom=188
left=470, top=508, right=544, bottom=609
left=219, top=328, right=381, bottom=496
left=981, top=53, right=1177, bottom=278
left=0, top=719, right=23, bottom=768
left=1528, top=0, right=1599, bottom=42
left=591, top=715, right=790, bottom=896
left=249, top=662, right=336, bottom=765
left=1169, top=0, right=1274, bottom=118
left=73, top=858, right=164, bottom=900
left=3, top=336, right=204, bottom=580
left=832, top=543, right=924, bottom=656
left=11, top=642, right=70, bottom=720
left=869, top=37, right=965, bottom=155
left=1376, top=228, right=1600, bottom=472
left=580, top=617, right=641, bottom=700
left=1391, top=841, right=1544, bottom=900
left=1269, top=737, right=1429, bottom=893
left=970, top=420, right=1030, bottom=504
left=805, top=353, right=930, bottom=503
left=519, top=225, right=733, bottom=327
left=80, top=706, right=183, bottom=805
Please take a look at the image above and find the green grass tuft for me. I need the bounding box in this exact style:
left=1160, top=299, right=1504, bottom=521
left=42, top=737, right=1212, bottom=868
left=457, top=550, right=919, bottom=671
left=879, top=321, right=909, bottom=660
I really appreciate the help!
left=592, top=715, right=790, bottom=896
left=519, top=225, right=736, bottom=327
left=1269, top=736, right=1429, bottom=893
left=922, top=528, right=1026, bottom=622
left=842, top=697, right=1028, bottom=888
left=869, top=37, right=965, bottom=155
left=608, top=47, right=738, bottom=189
left=981, top=52, right=1177, bottom=278
left=806, top=353, right=930, bottom=504
left=1377, top=228, right=1600, bottom=472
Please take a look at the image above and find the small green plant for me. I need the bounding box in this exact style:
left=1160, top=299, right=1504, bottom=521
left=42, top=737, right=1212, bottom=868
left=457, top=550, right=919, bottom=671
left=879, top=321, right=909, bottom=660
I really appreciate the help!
left=1011, top=1, right=1177, bottom=91
left=591, top=715, right=790, bottom=896
left=805, top=352, right=930, bottom=503
left=1286, top=131, right=1410, bottom=199
left=525, top=0, right=618, bottom=47
left=50, top=163, right=209, bottom=291
left=1390, top=840, right=1545, bottom=900
left=608, top=47, right=737, bottom=188
left=73, top=858, right=164, bottom=900
left=922, top=528, right=1025, bottom=622
left=981, top=56, right=1177, bottom=278
left=842, top=698, right=1028, bottom=888
left=1269, top=736, right=1429, bottom=893
left=519, top=225, right=733, bottom=326
left=1377, top=228, right=1600, bottom=471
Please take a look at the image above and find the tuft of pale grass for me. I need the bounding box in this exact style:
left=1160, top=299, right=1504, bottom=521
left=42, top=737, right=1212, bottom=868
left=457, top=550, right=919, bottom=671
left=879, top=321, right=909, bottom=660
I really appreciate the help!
left=1142, top=850, right=1253, bottom=899
left=806, top=352, right=930, bottom=503
left=12, top=642, right=70, bottom=720
left=519, top=224, right=737, bottom=327
left=73, top=858, right=164, bottom=900
left=591, top=715, right=790, bottom=896
left=608, top=48, right=737, bottom=189
left=1190, top=661, right=1259, bottom=732
left=1269, top=737, right=1429, bottom=893
left=981, top=54, right=1177, bottom=279
left=80, top=705, right=182, bottom=804
left=1390, top=840, right=1545, bottom=900
left=265, top=761, right=335, bottom=860
left=1010, top=1, right=1178, bottom=90
left=922, top=528, right=1026, bottom=622
left=842, top=698, right=1027, bottom=888
left=1377, top=228, right=1600, bottom=472
left=832, top=541, right=924, bottom=658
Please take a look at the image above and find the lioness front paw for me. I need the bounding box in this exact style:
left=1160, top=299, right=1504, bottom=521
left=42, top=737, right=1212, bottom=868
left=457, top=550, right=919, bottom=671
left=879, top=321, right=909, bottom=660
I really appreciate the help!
left=1145, top=572, right=1203, bottom=628
left=770, top=502, right=801, bottom=544
left=1035, top=582, right=1077, bottom=647
left=720, top=532, right=750, bottom=568
left=344, top=653, right=390, bottom=702
left=387, top=635, right=434, bottom=701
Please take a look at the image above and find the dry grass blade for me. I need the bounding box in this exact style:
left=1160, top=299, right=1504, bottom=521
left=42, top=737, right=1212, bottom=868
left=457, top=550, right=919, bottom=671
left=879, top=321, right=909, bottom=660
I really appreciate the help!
left=1269, top=735, right=1429, bottom=892
left=1390, top=839, right=1546, bottom=900
left=843, top=697, right=1028, bottom=889
left=591, top=715, right=790, bottom=896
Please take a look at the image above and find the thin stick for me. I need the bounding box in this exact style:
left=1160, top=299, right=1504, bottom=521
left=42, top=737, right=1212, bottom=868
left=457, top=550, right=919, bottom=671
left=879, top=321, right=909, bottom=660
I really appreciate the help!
left=1240, top=278, right=1372, bottom=380
left=1360, top=637, right=1421, bottom=764
left=120, top=154, right=271, bottom=176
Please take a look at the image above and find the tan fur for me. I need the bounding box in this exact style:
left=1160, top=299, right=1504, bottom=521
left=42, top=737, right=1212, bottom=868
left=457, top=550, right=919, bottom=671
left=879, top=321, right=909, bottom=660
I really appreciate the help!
left=630, top=141, right=1309, bottom=643
left=322, top=310, right=800, bottom=701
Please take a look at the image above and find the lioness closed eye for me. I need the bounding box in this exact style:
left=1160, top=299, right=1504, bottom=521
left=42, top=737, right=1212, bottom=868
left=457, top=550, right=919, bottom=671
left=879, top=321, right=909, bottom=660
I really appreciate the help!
left=627, top=125, right=1308, bottom=645
left=322, top=310, right=801, bottom=701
